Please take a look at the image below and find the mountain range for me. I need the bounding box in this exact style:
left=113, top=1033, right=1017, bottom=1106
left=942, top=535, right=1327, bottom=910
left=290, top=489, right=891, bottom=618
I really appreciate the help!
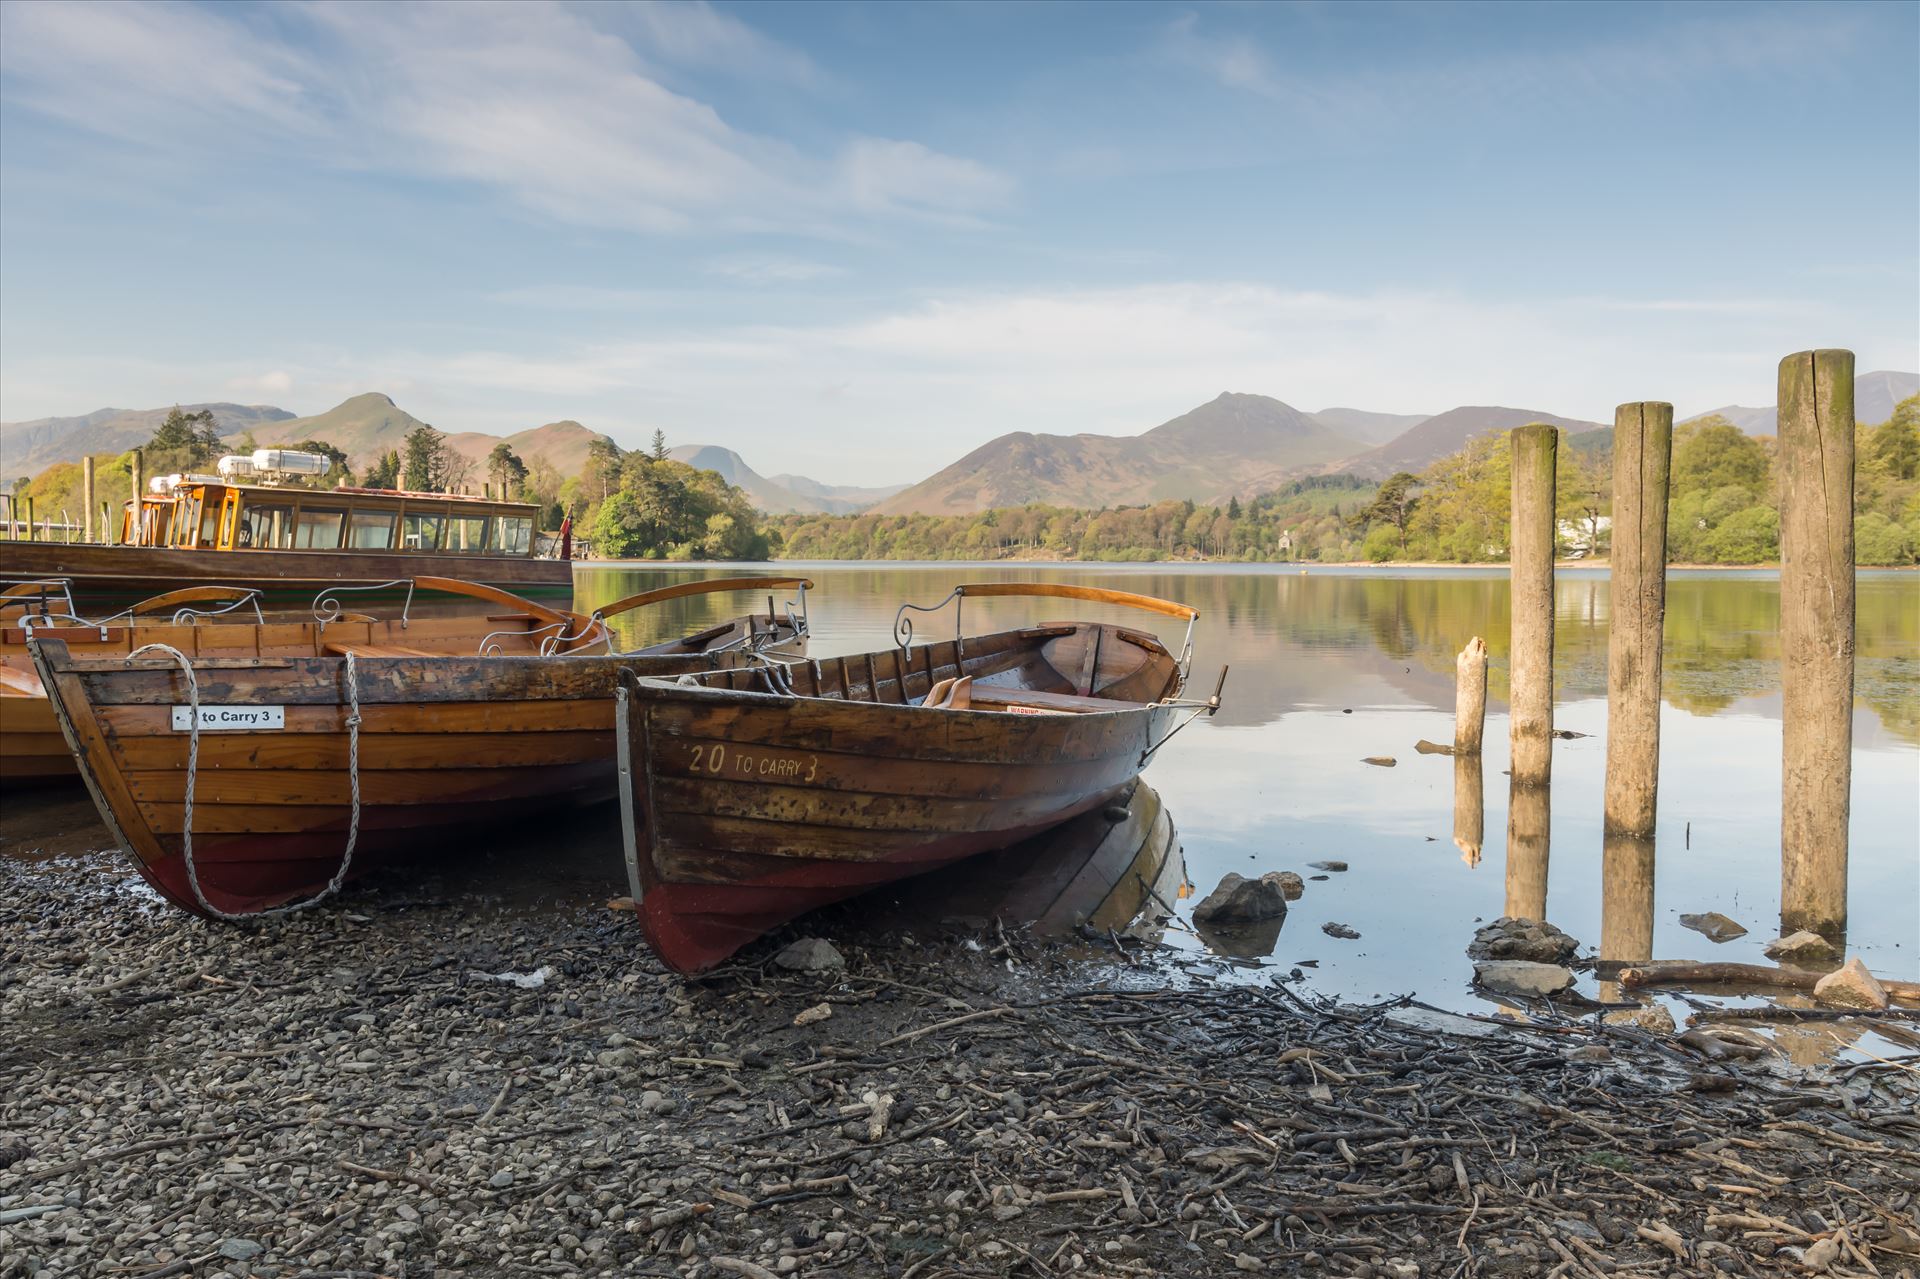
left=5, top=369, right=1913, bottom=516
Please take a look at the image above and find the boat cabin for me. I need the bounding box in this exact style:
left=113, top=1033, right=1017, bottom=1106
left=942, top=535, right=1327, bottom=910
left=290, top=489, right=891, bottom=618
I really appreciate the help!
left=121, top=481, right=542, bottom=558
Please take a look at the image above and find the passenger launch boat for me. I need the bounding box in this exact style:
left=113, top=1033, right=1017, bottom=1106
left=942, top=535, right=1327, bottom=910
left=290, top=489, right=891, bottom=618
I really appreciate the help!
left=614, top=582, right=1221, bottom=972
left=28, top=576, right=813, bottom=917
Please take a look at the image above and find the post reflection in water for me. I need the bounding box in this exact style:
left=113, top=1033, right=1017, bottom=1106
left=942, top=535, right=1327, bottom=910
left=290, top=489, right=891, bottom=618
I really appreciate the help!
left=1598, top=834, right=1656, bottom=1001
left=1452, top=753, right=1484, bottom=868
left=1504, top=781, right=1551, bottom=922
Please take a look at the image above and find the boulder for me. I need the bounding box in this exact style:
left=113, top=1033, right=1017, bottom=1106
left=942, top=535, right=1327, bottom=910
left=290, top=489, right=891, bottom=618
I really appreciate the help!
left=1473, top=960, right=1576, bottom=998
left=1763, top=930, right=1835, bottom=962
left=1679, top=912, right=1747, bottom=943
left=774, top=937, right=846, bottom=972
left=1467, top=917, right=1579, bottom=965
left=1812, top=957, right=1888, bottom=1011
left=1272, top=871, right=1305, bottom=901
left=1193, top=873, right=1289, bottom=924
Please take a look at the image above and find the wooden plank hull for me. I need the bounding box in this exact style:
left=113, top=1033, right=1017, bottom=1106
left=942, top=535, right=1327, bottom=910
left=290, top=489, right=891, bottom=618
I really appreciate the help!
left=619, top=623, right=1186, bottom=972
left=29, top=637, right=802, bottom=917
left=0, top=541, right=573, bottom=609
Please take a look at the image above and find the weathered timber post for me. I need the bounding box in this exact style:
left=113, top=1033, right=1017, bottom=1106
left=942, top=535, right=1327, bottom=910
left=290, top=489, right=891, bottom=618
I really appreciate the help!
left=1452, top=752, right=1484, bottom=868
left=22, top=497, right=34, bottom=542
left=128, top=451, right=144, bottom=545
left=1503, top=776, right=1550, bottom=921
left=1454, top=636, right=1488, bottom=754
left=1603, top=402, right=1673, bottom=837
left=1508, top=424, right=1558, bottom=787
left=1778, top=349, right=1855, bottom=939
left=82, top=456, right=96, bottom=543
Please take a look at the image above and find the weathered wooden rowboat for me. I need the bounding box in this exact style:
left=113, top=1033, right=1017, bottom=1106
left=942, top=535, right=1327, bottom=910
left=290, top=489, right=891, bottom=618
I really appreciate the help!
left=614, top=582, right=1221, bottom=972
left=28, top=576, right=814, bottom=917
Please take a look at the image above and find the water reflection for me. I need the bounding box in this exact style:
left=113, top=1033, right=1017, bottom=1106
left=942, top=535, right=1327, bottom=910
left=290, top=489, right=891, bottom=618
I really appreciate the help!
left=1452, top=754, right=1484, bottom=868
left=1503, top=782, right=1550, bottom=922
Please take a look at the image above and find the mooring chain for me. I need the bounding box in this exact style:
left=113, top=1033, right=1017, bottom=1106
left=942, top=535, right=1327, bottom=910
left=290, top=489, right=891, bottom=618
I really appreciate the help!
left=129, top=644, right=363, bottom=922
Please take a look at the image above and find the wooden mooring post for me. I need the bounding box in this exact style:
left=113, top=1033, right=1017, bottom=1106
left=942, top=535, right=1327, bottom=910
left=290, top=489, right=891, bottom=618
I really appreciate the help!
left=1453, top=637, right=1487, bottom=754
left=1603, top=402, right=1673, bottom=837
left=81, top=456, right=96, bottom=543
left=1508, top=424, right=1558, bottom=788
left=1778, top=349, right=1855, bottom=939
left=128, top=450, right=143, bottom=544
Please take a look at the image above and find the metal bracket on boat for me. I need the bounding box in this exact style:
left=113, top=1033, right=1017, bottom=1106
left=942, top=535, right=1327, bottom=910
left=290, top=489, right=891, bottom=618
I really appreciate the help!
left=2, top=578, right=85, bottom=631
left=1140, top=664, right=1229, bottom=767
left=893, top=587, right=967, bottom=661
left=313, top=579, right=416, bottom=630
left=170, top=591, right=267, bottom=627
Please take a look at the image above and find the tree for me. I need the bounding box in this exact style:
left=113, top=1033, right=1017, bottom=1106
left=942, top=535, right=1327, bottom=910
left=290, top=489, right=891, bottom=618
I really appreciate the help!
left=1871, top=395, right=1919, bottom=481
left=585, top=437, right=624, bottom=503
left=364, top=450, right=401, bottom=489
left=400, top=424, right=466, bottom=493
left=487, top=442, right=529, bottom=498
left=1357, top=472, right=1421, bottom=535
left=1673, top=417, right=1769, bottom=494
left=650, top=429, right=669, bottom=463
left=147, top=407, right=223, bottom=469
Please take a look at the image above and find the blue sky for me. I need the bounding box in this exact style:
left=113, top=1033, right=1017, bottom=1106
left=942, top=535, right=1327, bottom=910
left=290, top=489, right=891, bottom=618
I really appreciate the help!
left=2, top=1, right=1914, bottom=484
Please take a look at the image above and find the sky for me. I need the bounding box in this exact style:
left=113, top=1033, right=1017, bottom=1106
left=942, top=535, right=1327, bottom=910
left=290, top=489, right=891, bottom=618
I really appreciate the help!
left=1, top=1, right=1915, bottom=486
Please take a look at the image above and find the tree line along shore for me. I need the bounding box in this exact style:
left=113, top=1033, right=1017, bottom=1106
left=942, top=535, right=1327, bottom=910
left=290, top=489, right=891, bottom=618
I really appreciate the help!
left=13, top=396, right=1919, bottom=566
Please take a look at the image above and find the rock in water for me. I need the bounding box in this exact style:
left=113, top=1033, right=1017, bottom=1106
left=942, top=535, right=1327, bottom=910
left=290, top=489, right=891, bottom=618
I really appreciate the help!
left=1271, top=871, right=1305, bottom=901
left=1193, top=873, right=1289, bottom=924
left=1308, top=860, right=1348, bottom=873
left=1679, top=912, right=1748, bottom=943
left=1473, top=960, right=1576, bottom=998
left=1467, top=917, right=1579, bottom=964
left=1812, top=957, right=1889, bottom=1010
left=1763, top=930, right=1835, bottom=962
left=774, top=937, right=846, bottom=972
left=1361, top=756, right=1397, bottom=767
left=1322, top=922, right=1361, bottom=940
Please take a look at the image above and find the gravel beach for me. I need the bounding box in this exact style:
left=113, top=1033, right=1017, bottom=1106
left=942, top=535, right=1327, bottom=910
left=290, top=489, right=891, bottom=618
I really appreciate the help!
left=3, top=794, right=1918, bottom=1279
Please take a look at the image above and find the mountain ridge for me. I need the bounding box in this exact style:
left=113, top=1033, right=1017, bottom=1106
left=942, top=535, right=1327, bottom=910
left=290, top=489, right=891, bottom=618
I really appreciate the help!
left=1, top=402, right=295, bottom=480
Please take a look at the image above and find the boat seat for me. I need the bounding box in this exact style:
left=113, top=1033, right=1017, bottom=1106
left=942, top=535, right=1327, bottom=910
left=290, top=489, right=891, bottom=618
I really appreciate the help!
left=322, top=641, right=444, bottom=658
left=964, top=685, right=1145, bottom=715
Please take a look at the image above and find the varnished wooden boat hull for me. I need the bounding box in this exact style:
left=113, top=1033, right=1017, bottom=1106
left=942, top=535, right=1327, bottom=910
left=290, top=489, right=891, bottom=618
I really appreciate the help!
left=619, top=623, right=1185, bottom=972
left=0, top=541, right=572, bottom=609
left=29, top=635, right=803, bottom=917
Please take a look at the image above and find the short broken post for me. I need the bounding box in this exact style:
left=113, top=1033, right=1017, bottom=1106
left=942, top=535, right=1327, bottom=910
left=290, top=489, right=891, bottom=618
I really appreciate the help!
left=1453, top=637, right=1488, bottom=754
left=1603, top=402, right=1673, bottom=837
left=82, top=455, right=96, bottom=543
left=1777, top=349, right=1855, bottom=940
left=1508, top=424, right=1558, bottom=788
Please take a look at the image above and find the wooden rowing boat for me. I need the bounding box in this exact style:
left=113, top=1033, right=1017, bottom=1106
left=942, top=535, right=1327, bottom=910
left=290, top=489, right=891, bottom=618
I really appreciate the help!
left=614, top=582, right=1219, bottom=972
left=27, top=576, right=814, bottom=917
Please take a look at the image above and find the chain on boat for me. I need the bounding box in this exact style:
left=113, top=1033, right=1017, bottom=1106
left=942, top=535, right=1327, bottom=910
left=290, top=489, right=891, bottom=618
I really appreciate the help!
left=130, top=643, right=364, bottom=921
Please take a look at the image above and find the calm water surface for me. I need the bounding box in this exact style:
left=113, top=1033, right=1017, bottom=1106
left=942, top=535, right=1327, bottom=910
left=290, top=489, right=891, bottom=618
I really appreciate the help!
left=578, top=561, right=1919, bottom=1039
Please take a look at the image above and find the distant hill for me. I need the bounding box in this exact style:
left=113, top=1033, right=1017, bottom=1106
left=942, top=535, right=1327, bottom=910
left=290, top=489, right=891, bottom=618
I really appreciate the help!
left=668, top=444, right=903, bottom=514
left=246, top=392, right=430, bottom=463
left=1683, top=370, right=1919, bottom=435
left=1309, top=407, right=1431, bottom=445
left=873, top=392, right=1366, bottom=516
left=1335, top=406, right=1608, bottom=480
left=1, top=402, right=294, bottom=481
left=446, top=420, right=612, bottom=477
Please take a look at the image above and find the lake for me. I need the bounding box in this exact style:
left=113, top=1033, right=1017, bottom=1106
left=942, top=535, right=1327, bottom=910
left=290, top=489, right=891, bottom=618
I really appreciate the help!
left=579, top=562, right=1919, bottom=1055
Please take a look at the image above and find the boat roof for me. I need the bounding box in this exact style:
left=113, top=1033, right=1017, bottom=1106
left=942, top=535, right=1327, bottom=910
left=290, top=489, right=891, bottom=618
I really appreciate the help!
left=166, top=479, right=539, bottom=510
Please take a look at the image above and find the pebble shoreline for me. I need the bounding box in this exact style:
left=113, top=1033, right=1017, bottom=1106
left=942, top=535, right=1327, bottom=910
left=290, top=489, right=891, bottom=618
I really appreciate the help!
left=4, top=837, right=1919, bottom=1279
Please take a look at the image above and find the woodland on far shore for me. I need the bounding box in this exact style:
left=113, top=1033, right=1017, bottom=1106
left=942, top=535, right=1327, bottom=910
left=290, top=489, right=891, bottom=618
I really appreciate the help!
left=771, top=397, right=1920, bottom=567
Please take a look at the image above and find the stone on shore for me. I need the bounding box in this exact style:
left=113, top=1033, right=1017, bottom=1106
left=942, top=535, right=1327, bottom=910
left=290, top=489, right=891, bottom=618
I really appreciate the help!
left=1193, top=873, right=1290, bottom=924
left=1603, top=1003, right=1678, bottom=1035
left=774, top=937, right=846, bottom=972
left=1467, top=918, right=1579, bottom=965
left=1764, top=930, right=1835, bottom=962
left=1473, top=960, right=1575, bottom=998
left=1812, top=958, right=1888, bottom=1011
left=1679, top=912, right=1747, bottom=943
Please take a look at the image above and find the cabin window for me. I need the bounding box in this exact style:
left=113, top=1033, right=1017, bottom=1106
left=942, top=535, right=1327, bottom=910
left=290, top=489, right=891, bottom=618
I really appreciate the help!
left=347, top=510, right=394, bottom=549
left=400, top=513, right=443, bottom=551
left=240, top=502, right=294, bottom=549
left=447, top=515, right=489, bottom=552
left=496, top=516, right=533, bottom=555
left=294, top=507, right=346, bottom=549
left=198, top=499, right=220, bottom=547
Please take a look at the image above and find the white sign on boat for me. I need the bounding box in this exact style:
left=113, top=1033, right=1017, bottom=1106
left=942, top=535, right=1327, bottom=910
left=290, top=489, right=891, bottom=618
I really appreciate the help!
left=169, top=705, right=286, bottom=732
